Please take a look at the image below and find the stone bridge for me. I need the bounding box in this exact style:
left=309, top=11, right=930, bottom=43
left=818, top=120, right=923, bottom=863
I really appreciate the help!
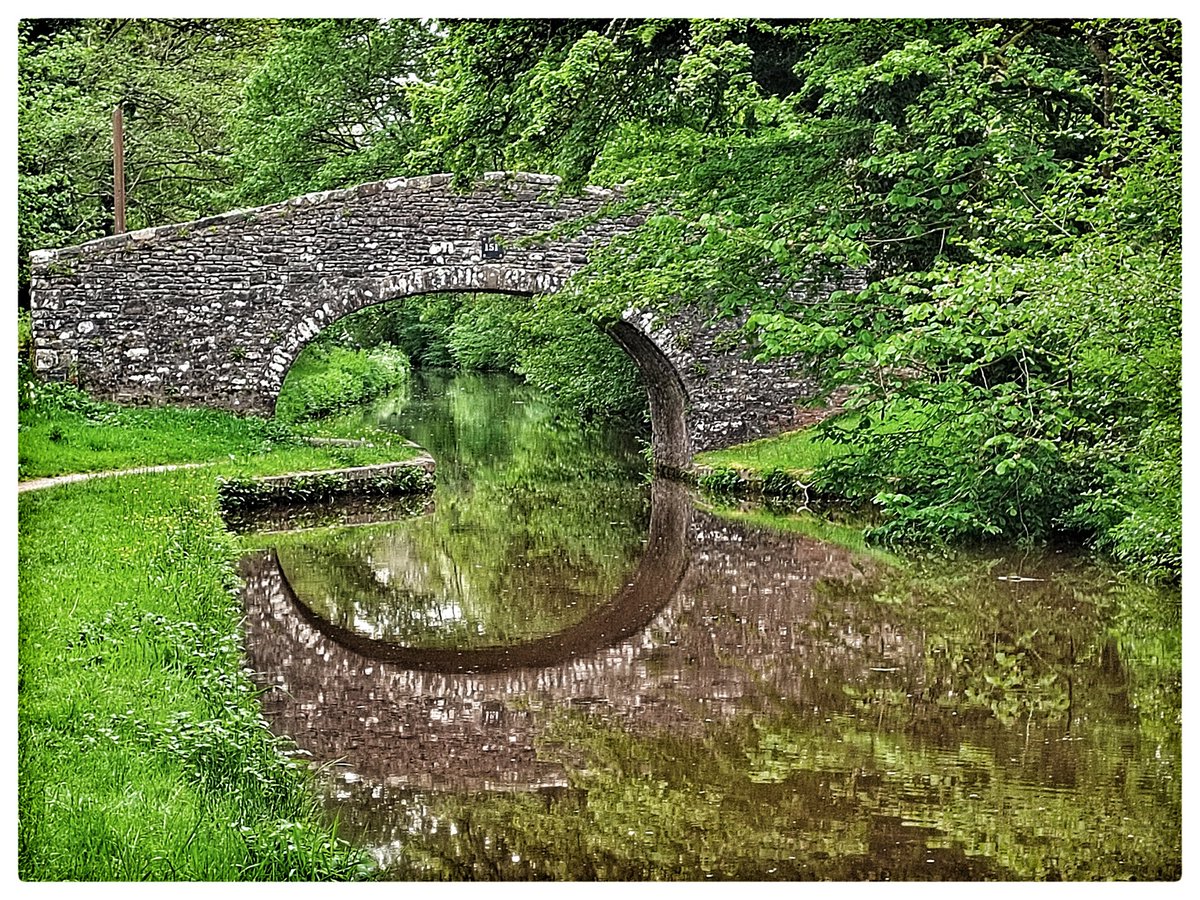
left=29, top=172, right=831, bottom=471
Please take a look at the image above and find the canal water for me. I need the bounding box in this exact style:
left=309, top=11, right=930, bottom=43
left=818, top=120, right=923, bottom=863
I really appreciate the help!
left=236, top=370, right=1181, bottom=881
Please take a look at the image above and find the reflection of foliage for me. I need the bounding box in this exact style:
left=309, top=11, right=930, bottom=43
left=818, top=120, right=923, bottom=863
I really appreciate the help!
left=739, top=707, right=1179, bottom=880
left=244, top=373, right=1177, bottom=880
left=308, top=542, right=1181, bottom=879
left=959, top=647, right=1069, bottom=726
left=274, top=481, right=645, bottom=649
left=265, top=372, right=649, bottom=649
left=808, top=549, right=1180, bottom=738
left=332, top=694, right=1179, bottom=880
left=273, top=452, right=1179, bottom=879
left=1102, top=578, right=1182, bottom=745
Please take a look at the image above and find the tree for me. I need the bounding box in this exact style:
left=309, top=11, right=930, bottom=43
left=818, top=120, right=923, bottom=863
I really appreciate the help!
left=17, top=18, right=281, bottom=301
left=417, top=18, right=1179, bottom=578
left=18, top=17, right=1180, bottom=577
left=229, top=18, right=438, bottom=205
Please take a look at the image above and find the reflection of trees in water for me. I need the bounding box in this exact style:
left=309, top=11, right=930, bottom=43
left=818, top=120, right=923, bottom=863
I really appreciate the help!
left=334, top=684, right=1178, bottom=881
left=238, top=372, right=1179, bottom=880
left=322, top=775, right=1011, bottom=881
left=270, top=370, right=651, bottom=647
left=240, top=492, right=1180, bottom=880
left=809, top=550, right=1181, bottom=741
left=364, top=370, right=643, bottom=489
left=272, top=474, right=650, bottom=648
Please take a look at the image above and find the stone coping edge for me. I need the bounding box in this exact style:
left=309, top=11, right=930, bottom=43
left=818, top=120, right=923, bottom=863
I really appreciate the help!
left=30, top=171, right=621, bottom=266
left=216, top=455, right=436, bottom=512
left=686, top=463, right=847, bottom=514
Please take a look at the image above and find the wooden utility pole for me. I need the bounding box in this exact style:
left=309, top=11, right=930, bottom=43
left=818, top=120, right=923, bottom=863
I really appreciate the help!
left=112, top=104, right=126, bottom=234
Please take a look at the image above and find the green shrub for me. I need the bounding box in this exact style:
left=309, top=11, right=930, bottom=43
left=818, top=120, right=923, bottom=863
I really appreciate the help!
left=275, top=344, right=410, bottom=422
left=697, top=467, right=744, bottom=494
left=18, top=309, right=32, bottom=359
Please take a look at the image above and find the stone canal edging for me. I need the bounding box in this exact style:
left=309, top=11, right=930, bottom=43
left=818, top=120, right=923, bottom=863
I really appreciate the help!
left=216, top=454, right=436, bottom=512
left=19, top=452, right=436, bottom=504
left=688, top=463, right=840, bottom=512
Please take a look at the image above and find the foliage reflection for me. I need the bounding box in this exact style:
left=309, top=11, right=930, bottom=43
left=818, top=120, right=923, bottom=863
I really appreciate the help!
left=271, top=372, right=649, bottom=649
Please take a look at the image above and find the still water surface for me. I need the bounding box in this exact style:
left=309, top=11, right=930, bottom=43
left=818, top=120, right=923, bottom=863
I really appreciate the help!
left=237, top=371, right=1181, bottom=880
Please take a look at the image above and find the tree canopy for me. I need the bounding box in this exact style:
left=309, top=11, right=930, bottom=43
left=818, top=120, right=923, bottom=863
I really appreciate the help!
left=17, top=17, right=1182, bottom=580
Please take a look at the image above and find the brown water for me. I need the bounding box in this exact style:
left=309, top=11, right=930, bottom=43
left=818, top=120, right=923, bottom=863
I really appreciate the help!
left=236, top=371, right=1181, bottom=881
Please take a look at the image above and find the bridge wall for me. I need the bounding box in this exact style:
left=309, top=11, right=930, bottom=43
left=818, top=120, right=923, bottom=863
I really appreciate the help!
left=29, top=172, right=824, bottom=468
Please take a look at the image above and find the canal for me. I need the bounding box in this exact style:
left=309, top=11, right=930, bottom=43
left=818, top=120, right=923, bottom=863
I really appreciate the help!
left=235, top=370, right=1181, bottom=880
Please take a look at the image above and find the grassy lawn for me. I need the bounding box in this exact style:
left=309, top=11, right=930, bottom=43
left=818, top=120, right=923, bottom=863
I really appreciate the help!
left=18, top=465, right=384, bottom=879
left=693, top=426, right=848, bottom=475
left=16, top=340, right=420, bottom=482
left=18, top=402, right=419, bottom=480
left=17, top=347, right=421, bottom=880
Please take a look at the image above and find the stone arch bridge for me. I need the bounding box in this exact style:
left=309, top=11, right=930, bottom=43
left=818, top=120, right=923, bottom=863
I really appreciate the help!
left=30, top=172, right=830, bottom=472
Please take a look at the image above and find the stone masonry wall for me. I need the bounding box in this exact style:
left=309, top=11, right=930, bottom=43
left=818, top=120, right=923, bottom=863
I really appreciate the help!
left=29, top=172, right=832, bottom=466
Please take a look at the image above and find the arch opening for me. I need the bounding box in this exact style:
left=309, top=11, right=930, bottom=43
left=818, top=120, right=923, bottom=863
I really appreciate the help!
left=265, top=268, right=693, bottom=471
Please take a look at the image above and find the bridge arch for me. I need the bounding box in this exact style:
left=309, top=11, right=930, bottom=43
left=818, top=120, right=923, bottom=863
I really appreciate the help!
left=29, top=172, right=823, bottom=470
left=267, top=265, right=693, bottom=470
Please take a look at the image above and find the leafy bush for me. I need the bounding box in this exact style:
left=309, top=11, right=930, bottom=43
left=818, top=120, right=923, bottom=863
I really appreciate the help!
left=697, top=467, right=744, bottom=494
left=19, top=365, right=111, bottom=418
left=275, top=343, right=410, bottom=422
left=511, top=304, right=647, bottom=426
left=17, top=309, right=31, bottom=358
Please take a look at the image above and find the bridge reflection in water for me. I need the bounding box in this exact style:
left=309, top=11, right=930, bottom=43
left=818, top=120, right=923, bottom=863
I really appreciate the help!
left=238, top=479, right=899, bottom=794
left=236, top=473, right=1182, bottom=880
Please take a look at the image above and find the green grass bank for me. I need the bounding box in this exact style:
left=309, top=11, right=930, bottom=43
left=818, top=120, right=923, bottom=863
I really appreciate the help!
left=693, top=413, right=1180, bottom=585
left=18, top=468, right=381, bottom=879
left=18, top=340, right=414, bottom=481
left=17, top=344, right=421, bottom=880
left=692, top=426, right=851, bottom=509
